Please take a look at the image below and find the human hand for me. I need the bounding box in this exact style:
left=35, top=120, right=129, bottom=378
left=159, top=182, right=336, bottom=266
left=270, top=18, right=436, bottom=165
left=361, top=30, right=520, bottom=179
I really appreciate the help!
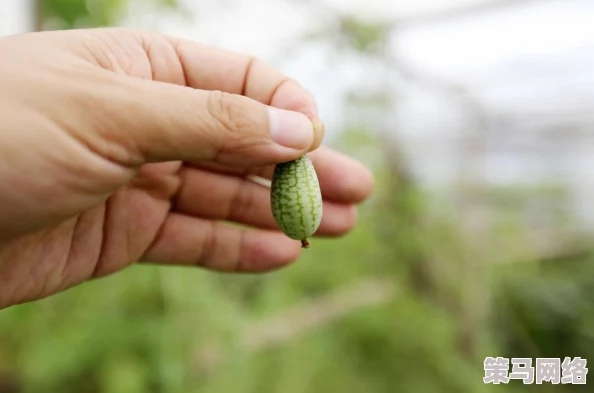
left=0, top=28, right=373, bottom=309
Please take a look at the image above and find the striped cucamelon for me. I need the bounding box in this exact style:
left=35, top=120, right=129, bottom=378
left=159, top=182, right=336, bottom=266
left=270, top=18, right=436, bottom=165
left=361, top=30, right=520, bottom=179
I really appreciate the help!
left=270, top=154, right=323, bottom=248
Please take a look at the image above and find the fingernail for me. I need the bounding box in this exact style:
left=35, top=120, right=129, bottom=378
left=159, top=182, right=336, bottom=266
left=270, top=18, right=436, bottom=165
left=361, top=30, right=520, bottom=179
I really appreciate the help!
left=310, top=122, right=325, bottom=151
left=268, top=107, right=314, bottom=150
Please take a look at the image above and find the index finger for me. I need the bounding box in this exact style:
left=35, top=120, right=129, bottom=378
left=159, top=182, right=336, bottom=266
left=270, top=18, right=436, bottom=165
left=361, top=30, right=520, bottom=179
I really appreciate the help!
left=165, top=36, right=325, bottom=148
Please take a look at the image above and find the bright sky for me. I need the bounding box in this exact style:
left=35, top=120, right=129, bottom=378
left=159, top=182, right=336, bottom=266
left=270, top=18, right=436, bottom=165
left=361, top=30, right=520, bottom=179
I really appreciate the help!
left=399, top=0, right=594, bottom=74
left=0, top=0, right=34, bottom=35
left=324, top=0, right=500, bottom=22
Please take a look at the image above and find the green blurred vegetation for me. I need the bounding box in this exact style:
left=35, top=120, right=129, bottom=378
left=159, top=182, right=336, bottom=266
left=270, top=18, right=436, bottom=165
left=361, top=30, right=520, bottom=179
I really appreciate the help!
left=1, top=1, right=594, bottom=392
left=37, top=0, right=182, bottom=29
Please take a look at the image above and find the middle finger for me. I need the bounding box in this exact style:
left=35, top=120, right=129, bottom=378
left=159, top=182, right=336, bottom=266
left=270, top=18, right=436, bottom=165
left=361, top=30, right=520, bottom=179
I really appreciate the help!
left=189, top=146, right=374, bottom=205
left=174, top=166, right=358, bottom=236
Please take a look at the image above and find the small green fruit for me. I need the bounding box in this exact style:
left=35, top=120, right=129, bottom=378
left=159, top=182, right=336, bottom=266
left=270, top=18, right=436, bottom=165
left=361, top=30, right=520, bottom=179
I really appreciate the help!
left=270, top=155, right=323, bottom=248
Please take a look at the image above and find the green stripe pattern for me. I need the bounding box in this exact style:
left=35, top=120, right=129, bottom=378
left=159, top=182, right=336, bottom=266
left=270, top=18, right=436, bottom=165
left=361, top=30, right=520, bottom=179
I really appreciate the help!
left=270, top=155, right=323, bottom=241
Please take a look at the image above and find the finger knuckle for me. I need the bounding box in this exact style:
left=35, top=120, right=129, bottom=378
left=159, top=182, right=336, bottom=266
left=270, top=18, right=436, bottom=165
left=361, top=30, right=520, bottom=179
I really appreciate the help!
left=228, top=179, right=255, bottom=222
left=206, top=90, right=245, bottom=134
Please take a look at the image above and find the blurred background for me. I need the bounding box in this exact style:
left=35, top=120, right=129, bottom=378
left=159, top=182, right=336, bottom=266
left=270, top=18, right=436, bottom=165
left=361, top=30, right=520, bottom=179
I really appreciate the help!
left=1, top=0, right=594, bottom=392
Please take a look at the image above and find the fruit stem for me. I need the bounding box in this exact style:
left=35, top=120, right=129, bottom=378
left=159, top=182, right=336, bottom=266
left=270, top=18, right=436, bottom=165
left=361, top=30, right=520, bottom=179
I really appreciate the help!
left=301, top=239, right=310, bottom=249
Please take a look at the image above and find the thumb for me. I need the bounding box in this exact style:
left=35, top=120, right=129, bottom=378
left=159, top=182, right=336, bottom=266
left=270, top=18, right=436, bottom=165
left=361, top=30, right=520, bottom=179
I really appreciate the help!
left=80, top=73, right=316, bottom=168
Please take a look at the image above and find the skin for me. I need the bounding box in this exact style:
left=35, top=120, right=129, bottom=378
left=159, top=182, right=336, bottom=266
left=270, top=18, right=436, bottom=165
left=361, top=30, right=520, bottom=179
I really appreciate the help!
left=0, top=28, right=374, bottom=310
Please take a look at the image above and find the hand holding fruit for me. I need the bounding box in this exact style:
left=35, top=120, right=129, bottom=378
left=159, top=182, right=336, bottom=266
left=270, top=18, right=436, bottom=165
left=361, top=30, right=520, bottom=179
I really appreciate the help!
left=0, top=28, right=373, bottom=309
left=271, top=154, right=323, bottom=248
